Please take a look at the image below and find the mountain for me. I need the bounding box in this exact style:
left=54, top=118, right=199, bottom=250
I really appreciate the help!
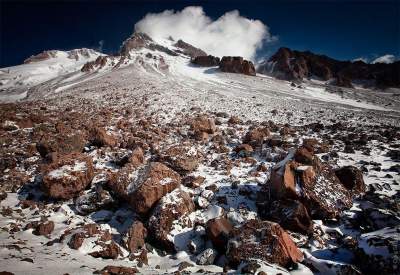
left=0, top=31, right=399, bottom=275
left=257, top=47, right=400, bottom=88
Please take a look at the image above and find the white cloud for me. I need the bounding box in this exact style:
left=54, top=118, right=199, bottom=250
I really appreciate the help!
left=372, top=54, right=397, bottom=64
left=134, top=6, right=273, bottom=60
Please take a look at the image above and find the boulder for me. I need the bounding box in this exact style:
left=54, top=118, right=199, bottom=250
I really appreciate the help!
left=234, top=144, right=254, bottom=157
left=42, top=153, right=94, bottom=199
left=32, top=221, right=55, bottom=236
left=125, top=221, right=147, bottom=253
left=219, top=56, right=256, bottom=76
left=75, top=184, right=114, bottom=214
left=36, top=132, right=85, bottom=159
left=335, top=166, right=366, bottom=195
left=109, top=162, right=181, bottom=215
left=242, top=127, right=270, bottom=148
left=148, top=189, right=195, bottom=252
left=190, top=115, right=217, bottom=134
left=268, top=149, right=352, bottom=219
left=89, top=127, right=117, bottom=147
left=191, top=55, right=220, bottom=67
left=227, top=219, right=303, bottom=268
left=157, top=145, right=199, bottom=175
left=262, top=199, right=313, bottom=235
left=206, top=217, right=233, bottom=250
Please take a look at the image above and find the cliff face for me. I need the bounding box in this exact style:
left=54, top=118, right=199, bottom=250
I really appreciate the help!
left=258, top=47, right=400, bottom=88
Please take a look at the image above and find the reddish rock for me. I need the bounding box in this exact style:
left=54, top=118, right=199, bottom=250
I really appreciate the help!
left=174, top=39, right=207, bottom=58
left=89, top=241, right=121, bottom=259
left=191, top=55, right=220, bottom=67
left=220, top=56, right=256, bottom=76
left=129, top=147, right=145, bottom=167
left=242, top=127, right=270, bottom=148
left=148, top=189, right=195, bottom=252
left=126, top=221, right=147, bottom=253
left=158, top=145, right=199, bottom=175
left=68, top=232, right=85, bottom=249
left=206, top=217, right=233, bottom=250
left=36, top=133, right=85, bottom=158
left=268, top=150, right=352, bottom=219
left=42, top=153, right=94, bottom=199
left=294, top=147, right=314, bottom=165
left=183, top=175, right=205, bottom=188
left=228, top=116, right=242, bottom=125
left=190, top=115, right=217, bottom=134
left=90, top=127, right=117, bottom=148
left=109, top=162, right=181, bottom=215
left=97, top=265, right=138, bottom=275
left=32, top=221, right=54, bottom=236
left=227, top=219, right=303, bottom=268
left=335, top=166, right=366, bottom=195
left=264, top=199, right=313, bottom=235
left=234, top=144, right=254, bottom=157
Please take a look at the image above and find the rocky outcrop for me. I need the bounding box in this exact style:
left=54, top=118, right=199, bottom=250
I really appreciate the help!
left=206, top=217, right=233, bottom=250
left=335, top=166, right=366, bottom=195
left=97, top=265, right=138, bottom=275
left=227, top=219, right=303, bottom=268
left=191, top=55, right=220, bottom=67
left=36, top=132, right=86, bottom=159
left=109, top=162, right=181, bottom=215
left=157, top=145, right=200, bottom=175
left=174, top=39, right=207, bottom=58
left=42, top=153, right=94, bottom=199
left=125, top=221, right=147, bottom=253
left=266, top=147, right=353, bottom=219
left=89, top=127, right=117, bottom=148
left=120, top=33, right=153, bottom=56
left=148, top=189, right=195, bottom=252
left=220, top=56, right=256, bottom=76
left=258, top=47, right=400, bottom=88
left=81, top=56, right=109, bottom=72
left=23, top=50, right=58, bottom=63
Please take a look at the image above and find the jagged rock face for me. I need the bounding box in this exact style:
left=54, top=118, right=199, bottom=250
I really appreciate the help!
left=108, top=162, right=181, bottom=215
left=206, top=217, right=233, bottom=251
left=120, top=32, right=153, bottom=56
left=267, top=147, right=353, bottom=219
left=42, top=153, right=94, bottom=199
left=125, top=221, right=147, bottom=253
left=174, top=39, right=207, bottom=58
left=191, top=55, right=220, bottom=67
left=335, top=166, right=366, bottom=195
left=261, top=199, right=313, bottom=235
left=227, top=219, right=303, bottom=268
left=259, top=47, right=400, bottom=88
left=81, top=56, right=109, bottom=72
left=148, top=189, right=195, bottom=252
left=220, top=56, right=256, bottom=76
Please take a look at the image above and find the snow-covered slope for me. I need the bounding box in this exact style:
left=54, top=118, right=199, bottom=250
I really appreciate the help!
left=0, top=48, right=102, bottom=101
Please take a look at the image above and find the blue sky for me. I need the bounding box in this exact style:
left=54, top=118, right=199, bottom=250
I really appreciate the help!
left=1, top=0, right=399, bottom=67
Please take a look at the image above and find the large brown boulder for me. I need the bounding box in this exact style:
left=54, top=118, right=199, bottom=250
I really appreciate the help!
left=263, top=199, right=313, bottom=235
left=242, top=127, right=270, bottom=149
left=97, top=265, right=138, bottom=275
left=125, top=221, right=147, bottom=253
left=157, top=145, right=199, bottom=175
left=36, top=132, right=85, bottom=158
left=148, top=189, right=195, bottom=252
left=109, top=162, right=181, bottom=215
left=206, top=217, right=233, bottom=250
left=220, top=56, right=256, bottom=76
left=190, top=115, right=217, bottom=134
left=89, top=127, right=117, bottom=148
left=335, top=166, right=366, bottom=195
left=191, top=55, right=220, bottom=67
left=268, top=149, right=352, bottom=219
left=227, top=219, right=303, bottom=268
left=42, top=153, right=94, bottom=199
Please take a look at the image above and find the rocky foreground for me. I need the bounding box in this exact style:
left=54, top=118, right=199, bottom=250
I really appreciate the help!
left=0, top=79, right=399, bottom=275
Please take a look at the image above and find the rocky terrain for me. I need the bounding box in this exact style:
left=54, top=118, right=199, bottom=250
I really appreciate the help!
left=0, top=32, right=400, bottom=275
left=257, top=47, right=400, bottom=88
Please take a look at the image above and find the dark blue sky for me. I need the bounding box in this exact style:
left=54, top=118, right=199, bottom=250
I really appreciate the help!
left=1, top=0, right=399, bottom=67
